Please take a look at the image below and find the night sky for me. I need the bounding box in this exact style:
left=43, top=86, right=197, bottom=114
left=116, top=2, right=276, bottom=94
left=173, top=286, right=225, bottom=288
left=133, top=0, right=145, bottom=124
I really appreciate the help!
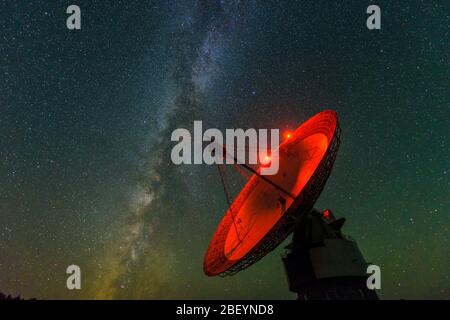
left=1, top=1, right=449, bottom=299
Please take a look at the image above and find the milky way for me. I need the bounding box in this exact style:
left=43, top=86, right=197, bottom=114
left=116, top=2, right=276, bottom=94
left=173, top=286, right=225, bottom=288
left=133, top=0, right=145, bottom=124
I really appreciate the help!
left=0, top=1, right=448, bottom=299
left=92, top=1, right=249, bottom=299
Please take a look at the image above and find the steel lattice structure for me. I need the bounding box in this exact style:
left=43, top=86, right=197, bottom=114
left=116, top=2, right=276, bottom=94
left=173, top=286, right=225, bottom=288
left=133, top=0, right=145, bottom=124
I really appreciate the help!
left=204, top=110, right=341, bottom=277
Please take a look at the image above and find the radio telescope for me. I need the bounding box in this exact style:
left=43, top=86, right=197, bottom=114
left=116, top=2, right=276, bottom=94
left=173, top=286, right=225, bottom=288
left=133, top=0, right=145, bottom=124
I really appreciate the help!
left=204, top=110, right=378, bottom=300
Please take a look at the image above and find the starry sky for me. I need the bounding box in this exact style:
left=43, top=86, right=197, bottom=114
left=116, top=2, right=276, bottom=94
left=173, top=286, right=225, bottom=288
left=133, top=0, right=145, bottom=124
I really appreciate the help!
left=0, top=1, right=449, bottom=300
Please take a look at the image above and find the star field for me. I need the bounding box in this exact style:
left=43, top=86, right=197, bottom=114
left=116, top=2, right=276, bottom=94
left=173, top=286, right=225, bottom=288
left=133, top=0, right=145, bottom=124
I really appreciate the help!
left=0, top=0, right=448, bottom=299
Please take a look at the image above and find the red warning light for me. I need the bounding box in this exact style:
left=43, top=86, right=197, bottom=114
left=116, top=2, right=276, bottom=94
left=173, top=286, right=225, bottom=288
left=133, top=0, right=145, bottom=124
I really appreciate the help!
left=260, top=155, right=271, bottom=168
left=323, top=209, right=330, bottom=219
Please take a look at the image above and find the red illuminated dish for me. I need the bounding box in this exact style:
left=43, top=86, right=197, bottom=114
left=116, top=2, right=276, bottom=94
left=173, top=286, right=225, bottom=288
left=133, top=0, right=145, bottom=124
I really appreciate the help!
left=204, top=110, right=340, bottom=276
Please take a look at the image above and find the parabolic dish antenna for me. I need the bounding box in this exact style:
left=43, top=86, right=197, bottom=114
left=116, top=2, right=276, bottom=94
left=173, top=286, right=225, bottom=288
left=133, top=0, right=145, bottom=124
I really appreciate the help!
left=204, top=110, right=340, bottom=276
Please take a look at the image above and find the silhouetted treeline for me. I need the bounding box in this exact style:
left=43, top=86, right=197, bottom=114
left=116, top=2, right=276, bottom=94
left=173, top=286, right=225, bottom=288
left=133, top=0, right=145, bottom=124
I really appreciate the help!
left=0, top=292, right=30, bottom=300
